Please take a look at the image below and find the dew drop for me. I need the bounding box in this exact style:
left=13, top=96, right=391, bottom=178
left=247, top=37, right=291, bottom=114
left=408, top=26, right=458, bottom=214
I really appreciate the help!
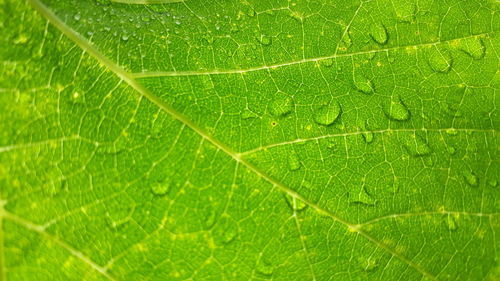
left=202, top=207, right=217, bottom=229
left=445, top=128, right=458, bottom=136
left=287, top=152, right=301, bottom=171
left=488, top=179, right=497, bottom=187
left=241, top=108, right=259, bottom=119
left=444, top=214, right=459, bottom=231
left=428, top=48, right=453, bottom=73
left=214, top=217, right=239, bottom=245
left=359, top=257, right=379, bottom=272
left=256, top=259, right=274, bottom=276
left=74, top=14, right=81, bottom=21
left=447, top=146, right=456, bottom=155
left=403, top=134, right=432, bottom=157
left=361, top=120, right=374, bottom=143
left=384, top=96, right=410, bottom=121
left=457, top=37, right=485, bottom=60
left=284, top=194, right=307, bottom=211
left=121, top=34, right=129, bottom=41
left=313, top=100, right=341, bottom=126
left=349, top=186, right=375, bottom=205
left=320, top=58, right=334, bottom=67
left=353, top=73, right=374, bottom=94
left=151, top=180, right=170, bottom=196
left=270, top=96, right=293, bottom=117
left=13, top=34, right=29, bottom=45
left=369, top=22, right=388, bottom=45
left=256, top=34, right=272, bottom=46
left=463, top=171, right=479, bottom=187
left=395, top=2, right=416, bottom=22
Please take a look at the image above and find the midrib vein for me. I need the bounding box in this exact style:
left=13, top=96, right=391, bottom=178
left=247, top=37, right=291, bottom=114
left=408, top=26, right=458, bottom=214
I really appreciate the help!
left=27, top=0, right=437, bottom=279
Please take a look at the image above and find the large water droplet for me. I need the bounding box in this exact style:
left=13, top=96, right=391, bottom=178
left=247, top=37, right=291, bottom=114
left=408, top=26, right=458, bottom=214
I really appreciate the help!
left=353, top=73, right=374, bottom=94
left=369, top=23, right=388, bottom=45
left=444, top=214, right=458, bottom=231
left=384, top=96, right=410, bottom=121
left=457, top=37, right=485, bottom=60
left=270, top=96, right=293, bottom=117
left=404, top=134, right=432, bottom=157
left=314, top=101, right=341, bottom=126
left=349, top=186, right=375, bottom=205
left=463, top=171, right=479, bottom=187
left=428, top=48, right=453, bottom=73
left=287, top=152, right=301, bottom=171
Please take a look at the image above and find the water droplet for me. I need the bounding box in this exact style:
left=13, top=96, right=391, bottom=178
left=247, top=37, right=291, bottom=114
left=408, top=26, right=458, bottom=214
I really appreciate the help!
left=151, top=179, right=170, bottom=196
left=313, top=100, right=341, bottom=126
left=121, top=34, right=129, bottom=41
left=384, top=96, right=410, bottom=121
left=320, top=58, right=334, bottom=67
left=403, top=134, right=432, bottom=157
left=74, top=14, right=81, bottom=21
left=353, top=73, right=374, bottom=94
left=214, top=217, right=238, bottom=245
left=349, top=186, right=375, bottom=205
left=359, top=256, right=379, bottom=272
left=369, top=23, right=388, bottom=45
left=445, top=128, right=458, bottom=136
left=256, top=34, right=272, bottom=46
left=256, top=259, right=274, bottom=276
left=287, top=152, right=301, bottom=171
left=488, top=179, right=497, bottom=187
left=428, top=48, right=453, bottom=73
left=13, top=34, right=29, bottom=45
left=361, top=120, right=374, bottom=143
left=241, top=108, right=259, bottom=119
left=270, top=96, right=293, bottom=117
left=463, top=171, right=479, bottom=187
left=447, top=146, right=456, bottom=155
left=444, top=214, right=459, bottom=231
left=202, top=207, right=217, bottom=229
left=457, top=37, right=485, bottom=60
left=284, top=194, right=307, bottom=211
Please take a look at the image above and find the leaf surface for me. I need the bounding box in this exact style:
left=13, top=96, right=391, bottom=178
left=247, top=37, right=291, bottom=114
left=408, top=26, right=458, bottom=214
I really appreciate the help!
left=0, top=0, right=499, bottom=280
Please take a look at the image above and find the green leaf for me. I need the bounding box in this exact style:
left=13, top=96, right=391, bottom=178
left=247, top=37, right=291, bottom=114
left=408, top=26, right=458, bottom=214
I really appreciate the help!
left=1, top=0, right=499, bottom=280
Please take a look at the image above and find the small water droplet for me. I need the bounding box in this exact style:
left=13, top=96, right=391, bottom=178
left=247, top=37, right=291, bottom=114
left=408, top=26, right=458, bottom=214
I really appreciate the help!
left=428, top=48, right=453, bottom=73
left=444, top=214, right=459, bottom=231
left=287, top=152, right=301, bottom=171
left=256, top=259, right=274, bottom=276
left=270, top=96, right=293, bottom=117
left=447, top=146, right=456, bottom=155
left=369, top=22, right=388, bottom=45
left=214, top=217, right=238, bottom=245
left=202, top=207, right=217, bottom=229
left=13, top=34, right=29, bottom=45
left=463, top=171, right=479, bottom=187
left=349, top=186, right=375, bottom=205
left=359, top=256, right=379, bottom=272
left=384, top=96, right=410, bottom=121
left=456, top=37, right=485, bottom=60
left=151, top=179, right=170, bottom=196
left=284, top=194, right=307, bottom=211
left=121, top=34, right=129, bottom=41
left=256, top=34, right=272, bottom=46
left=403, top=134, right=432, bottom=157
left=320, top=58, right=334, bottom=67
left=445, top=128, right=458, bottom=136
left=313, top=100, right=341, bottom=126
left=241, top=108, right=259, bottom=119
left=74, top=14, right=81, bottom=21
left=488, top=179, right=497, bottom=187
left=353, top=73, right=374, bottom=94
left=361, top=120, right=374, bottom=143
